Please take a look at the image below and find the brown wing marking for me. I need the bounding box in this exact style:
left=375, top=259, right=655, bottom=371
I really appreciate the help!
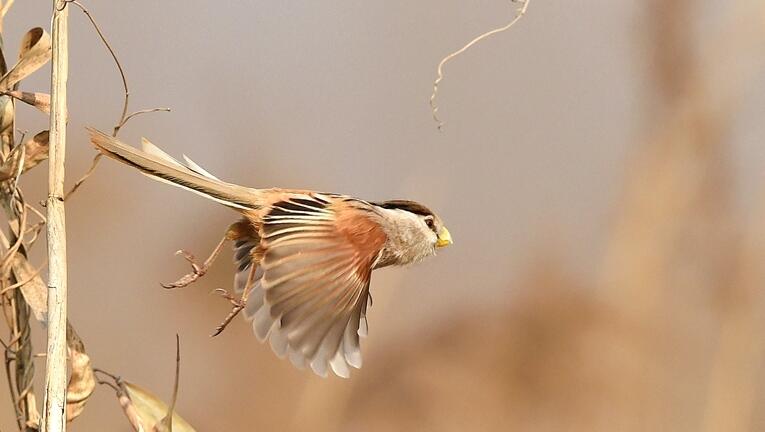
left=244, top=195, right=386, bottom=377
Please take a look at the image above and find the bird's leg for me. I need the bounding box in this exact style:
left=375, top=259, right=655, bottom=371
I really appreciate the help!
left=210, top=261, right=258, bottom=337
left=161, top=232, right=230, bottom=289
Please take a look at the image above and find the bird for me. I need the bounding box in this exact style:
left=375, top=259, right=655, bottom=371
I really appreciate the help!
left=86, top=128, right=452, bottom=378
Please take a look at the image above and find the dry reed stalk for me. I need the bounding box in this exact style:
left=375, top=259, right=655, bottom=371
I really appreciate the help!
left=600, top=0, right=765, bottom=429
left=602, top=0, right=708, bottom=429
left=700, top=196, right=765, bottom=432
left=695, top=5, right=765, bottom=431
left=42, top=1, right=69, bottom=431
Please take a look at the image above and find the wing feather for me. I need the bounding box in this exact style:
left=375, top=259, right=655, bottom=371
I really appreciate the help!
left=242, top=194, right=386, bottom=377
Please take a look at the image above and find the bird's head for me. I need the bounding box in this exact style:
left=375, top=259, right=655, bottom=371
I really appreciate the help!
left=373, top=200, right=452, bottom=265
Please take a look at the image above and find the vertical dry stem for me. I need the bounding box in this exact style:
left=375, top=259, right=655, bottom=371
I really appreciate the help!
left=42, top=1, right=68, bottom=431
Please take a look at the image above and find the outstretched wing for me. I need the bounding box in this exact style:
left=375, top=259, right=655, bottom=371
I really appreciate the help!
left=243, top=194, right=386, bottom=377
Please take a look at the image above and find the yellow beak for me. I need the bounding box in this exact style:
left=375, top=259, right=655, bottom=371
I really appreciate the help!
left=436, top=227, right=453, bottom=248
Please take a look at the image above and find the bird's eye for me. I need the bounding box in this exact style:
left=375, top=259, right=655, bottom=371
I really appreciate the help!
left=424, top=216, right=436, bottom=231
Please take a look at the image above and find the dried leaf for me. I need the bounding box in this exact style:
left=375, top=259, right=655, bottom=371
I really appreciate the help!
left=22, top=130, right=49, bottom=171
left=5, top=90, right=50, bottom=114
left=0, top=130, right=49, bottom=181
left=65, top=346, right=95, bottom=422
left=8, top=248, right=47, bottom=322
left=0, top=207, right=47, bottom=323
left=121, top=382, right=195, bottom=432
left=0, top=28, right=52, bottom=91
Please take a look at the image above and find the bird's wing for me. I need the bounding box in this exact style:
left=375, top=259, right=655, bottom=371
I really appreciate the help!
left=243, top=193, right=386, bottom=377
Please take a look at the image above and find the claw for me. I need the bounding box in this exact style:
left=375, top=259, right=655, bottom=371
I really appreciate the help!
left=209, top=263, right=258, bottom=337
left=161, top=250, right=208, bottom=289
left=176, top=249, right=201, bottom=269
left=161, top=233, right=231, bottom=289
left=210, top=302, right=245, bottom=338
left=212, top=288, right=242, bottom=306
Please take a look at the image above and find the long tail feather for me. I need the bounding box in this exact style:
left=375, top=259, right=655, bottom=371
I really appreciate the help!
left=87, top=127, right=262, bottom=210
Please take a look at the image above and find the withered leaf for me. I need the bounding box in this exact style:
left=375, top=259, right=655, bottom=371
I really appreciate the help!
left=11, top=257, right=47, bottom=322
left=5, top=91, right=50, bottom=114
left=22, top=130, right=49, bottom=171
left=0, top=130, right=49, bottom=182
left=0, top=229, right=48, bottom=321
left=0, top=28, right=52, bottom=91
left=121, top=382, right=196, bottom=432
left=65, top=346, right=95, bottom=422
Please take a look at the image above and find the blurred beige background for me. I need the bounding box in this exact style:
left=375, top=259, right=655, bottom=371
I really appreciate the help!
left=2, top=0, right=765, bottom=430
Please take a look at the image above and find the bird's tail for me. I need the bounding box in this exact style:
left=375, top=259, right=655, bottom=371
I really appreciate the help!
left=87, top=127, right=262, bottom=210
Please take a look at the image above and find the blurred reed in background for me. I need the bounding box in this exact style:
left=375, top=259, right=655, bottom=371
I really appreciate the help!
left=284, top=2, right=765, bottom=431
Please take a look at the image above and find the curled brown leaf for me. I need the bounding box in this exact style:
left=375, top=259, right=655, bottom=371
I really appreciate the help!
left=0, top=130, right=49, bottom=182
left=65, top=349, right=95, bottom=422
left=64, top=326, right=95, bottom=422
left=22, top=130, right=49, bottom=171
left=0, top=27, right=52, bottom=91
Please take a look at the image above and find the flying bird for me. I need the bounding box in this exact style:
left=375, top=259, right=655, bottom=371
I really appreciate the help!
left=87, top=128, right=452, bottom=378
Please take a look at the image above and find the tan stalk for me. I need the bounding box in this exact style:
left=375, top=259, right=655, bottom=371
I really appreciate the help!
left=42, top=1, right=68, bottom=431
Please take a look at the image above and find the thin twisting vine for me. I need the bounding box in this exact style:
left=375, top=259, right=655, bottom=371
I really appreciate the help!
left=61, top=0, right=169, bottom=200
left=430, top=0, right=531, bottom=130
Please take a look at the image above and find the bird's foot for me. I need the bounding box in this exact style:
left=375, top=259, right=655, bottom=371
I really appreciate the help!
left=210, top=288, right=247, bottom=337
left=212, top=288, right=245, bottom=307
left=161, top=249, right=209, bottom=289
left=161, top=234, right=230, bottom=289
